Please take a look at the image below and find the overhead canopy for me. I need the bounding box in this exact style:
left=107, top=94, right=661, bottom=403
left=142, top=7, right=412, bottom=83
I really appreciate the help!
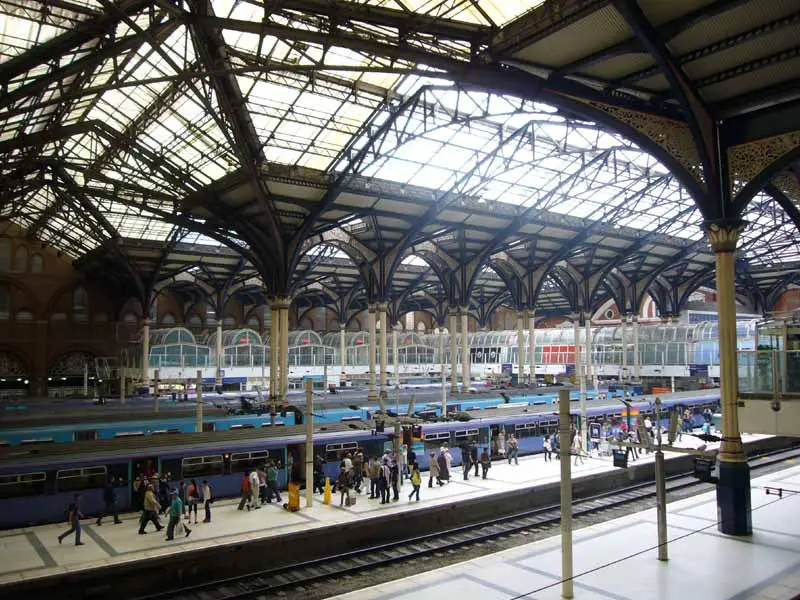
left=2, top=0, right=799, bottom=322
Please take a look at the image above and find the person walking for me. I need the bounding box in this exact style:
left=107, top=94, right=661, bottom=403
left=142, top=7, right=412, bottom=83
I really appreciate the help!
left=436, top=448, right=450, bottom=484
left=336, top=466, right=352, bottom=506
left=368, top=457, right=380, bottom=498
left=138, top=483, right=162, bottom=534
left=573, top=433, right=584, bottom=466
left=257, top=466, right=268, bottom=505
left=461, top=444, right=471, bottom=481
left=58, top=494, right=85, bottom=546
left=266, top=460, right=282, bottom=503
left=353, top=450, right=364, bottom=493
left=543, top=435, right=553, bottom=462
left=96, top=478, right=122, bottom=525
left=202, top=480, right=212, bottom=523
left=408, top=463, right=421, bottom=501
left=238, top=472, right=252, bottom=511
left=186, top=479, right=200, bottom=524
left=479, top=447, right=491, bottom=479
left=249, top=469, right=261, bottom=510
left=165, top=490, right=191, bottom=541
left=497, top=429, right=506, bottom=460
left=314, top=454, right=326, bottom=494
left=470, top=442, right=479, bottom=477
left=507, top=433, right=519, bottom=465
left=157, top=474, right=170, bottom=515
left=379, top=458, right=391, bottom=504
left=390, top=456, right=400, bottom=501
left=428, top=452, right=441, bottom=487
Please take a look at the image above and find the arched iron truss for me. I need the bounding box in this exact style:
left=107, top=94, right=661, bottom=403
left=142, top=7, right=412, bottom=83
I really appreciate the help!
left=1, top=1, right=799, bottom=325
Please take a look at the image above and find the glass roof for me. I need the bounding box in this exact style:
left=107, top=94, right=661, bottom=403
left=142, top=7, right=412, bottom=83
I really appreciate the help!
left=0, top=0, right=797, bottom=307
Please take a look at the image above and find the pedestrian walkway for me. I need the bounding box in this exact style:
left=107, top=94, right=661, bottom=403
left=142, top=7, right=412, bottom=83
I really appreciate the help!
left=329, top=458, right=800, bottom=600
left=0, top=434, right=771, bottom=587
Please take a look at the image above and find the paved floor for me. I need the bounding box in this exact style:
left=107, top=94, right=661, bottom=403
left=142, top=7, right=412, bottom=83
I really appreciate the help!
left=0, top=434, right=769, bottom=587
left=329, top=458, right=800, bottom=600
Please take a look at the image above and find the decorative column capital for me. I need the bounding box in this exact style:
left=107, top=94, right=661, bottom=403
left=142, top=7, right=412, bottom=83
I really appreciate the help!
left=270, top=296, right=292, bottom=309
left=448, top=306, right=459, bottom=317
left=704, top=220, right=745, bottom=253
left=376, top=301, right=389, bottom=312
left=367, top=302, right=377, bottom=313
left=339, top=322, right=347, bottom=330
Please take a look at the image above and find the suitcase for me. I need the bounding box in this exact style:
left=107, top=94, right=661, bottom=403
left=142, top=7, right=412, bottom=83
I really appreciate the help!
left=346, top=495, right=357, bottom=507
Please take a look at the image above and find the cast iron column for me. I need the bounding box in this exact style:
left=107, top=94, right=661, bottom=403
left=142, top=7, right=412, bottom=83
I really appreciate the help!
left=528, top=309, right=536, bottom=388
left=707, top=222, right=751, bottom=535
left=141, top=319, right=150, bottom=386
left=379, top=303, right=388, bottom=392
left=450, top=308, right=459, bottom=394
left=460, top=307, right=470, bottom=392
left=367, top=303, right=377, bottom=401
left=516, top=310, right=525, bottom=386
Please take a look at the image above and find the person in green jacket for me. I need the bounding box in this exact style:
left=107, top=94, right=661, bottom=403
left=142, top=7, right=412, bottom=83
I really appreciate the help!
left=165, top=490, right=191, bottom=541
left=266, top=460, right=282, bottom=503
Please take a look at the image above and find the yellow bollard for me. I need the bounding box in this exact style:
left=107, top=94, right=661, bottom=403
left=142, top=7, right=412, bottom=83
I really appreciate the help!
left=286, top=482, right=300, bottom=512
left=323, top=477, right=332, bottom=505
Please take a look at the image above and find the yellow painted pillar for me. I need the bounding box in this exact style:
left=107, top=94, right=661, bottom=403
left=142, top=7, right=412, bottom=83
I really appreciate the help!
left=269, top=302, right=280, bottom=406
left=379, top=302, right=388, bottom=392
left=279, top=298, right=290, bottom=408
left=516, top=310, right=525, bottom=386
left=339, top=322, right=347, bottom=386
left=460, top=307, right=470, bottom=391
left=367, top=303, right=377, bottom=401
left=141, top=319, right=150, bottom=386
left=215, top=321, right=223, bottom=388
left=707, top=222, right=751, bottom=535
left=449, top=308, right=458, bottom=394
left=528, top=309, right=536, bottom=388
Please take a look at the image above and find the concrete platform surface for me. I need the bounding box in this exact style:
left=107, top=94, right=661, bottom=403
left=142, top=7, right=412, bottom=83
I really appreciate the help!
left=0, top=433, right=772, bottom=588
left=329, top=457, right=800, bottom=600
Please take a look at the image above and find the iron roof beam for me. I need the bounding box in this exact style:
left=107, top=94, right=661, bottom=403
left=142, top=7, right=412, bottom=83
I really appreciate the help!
left=0, top=0, right=152, bottom=85
left=610, top=0, right=716, bottom=203
left=618, top=11, right=800, bottom=87
left=265, top=0, right=490, bottom=42
left=552, top=0, right=754, bottom=75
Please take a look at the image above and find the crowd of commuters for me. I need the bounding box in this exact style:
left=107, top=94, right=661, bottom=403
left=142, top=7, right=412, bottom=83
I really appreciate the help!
left=57, top=411, right=716, bottom=548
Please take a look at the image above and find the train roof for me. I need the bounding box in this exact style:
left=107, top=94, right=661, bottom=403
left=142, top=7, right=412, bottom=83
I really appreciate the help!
left=0, top=388, right=719, bottom=472
left=0, top=420, right=380, bottom=471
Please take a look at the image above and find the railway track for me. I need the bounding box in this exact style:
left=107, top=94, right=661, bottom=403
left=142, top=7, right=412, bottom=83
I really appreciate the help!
left=139, top=446, right=800, bottom=600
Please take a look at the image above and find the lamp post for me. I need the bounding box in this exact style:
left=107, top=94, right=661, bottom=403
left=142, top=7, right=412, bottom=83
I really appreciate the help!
left=655, top=397, right=668, bottom=561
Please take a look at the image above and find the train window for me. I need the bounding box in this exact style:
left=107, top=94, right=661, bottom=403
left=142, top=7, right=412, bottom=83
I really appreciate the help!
left=454, top=429, right=479, bottom=439
left=74, top=430, right=97, bottom=442
left=0, top=472, right=46, bottom=499
left=230, top=450, right=277, bottom=472
left=57, top=466, right=107, bottom=492
left=341, top=416, right=362, bottom=422
left=422, top=432, right=450, bottom=442
left=115, top=431, right=145, bottom=438
left=152, top=429, right=182, bottom=435
left=261, top=421, right=286, bottom=427
left=21, top=438, right=54, bottom=445
left=203, top=422, right=215, bottom=432
left=325, top=442, right=359, bottom=462
left=181, top=455, right=224, bottom=478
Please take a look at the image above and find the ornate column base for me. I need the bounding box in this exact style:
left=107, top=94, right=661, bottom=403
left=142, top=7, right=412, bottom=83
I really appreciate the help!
left=717, top=460, right=752, bottom=535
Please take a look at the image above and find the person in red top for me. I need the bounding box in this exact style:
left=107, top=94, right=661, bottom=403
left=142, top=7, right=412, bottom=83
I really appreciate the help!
left=237, top=472, right=252, bottom=511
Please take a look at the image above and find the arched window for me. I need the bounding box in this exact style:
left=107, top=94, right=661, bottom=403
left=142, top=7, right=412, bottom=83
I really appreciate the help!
left=123, top=311, right=138, bottom=326
left=12, top=246, right=27, bottom=273
left=73, top=287, right=89, bottom=322
left=15, top=310, right=33, bottom=322
left=30, top=254, right=44, bottom=274
left=161, top=313, right=176, bottom=326
left=0, top=285, right=9, bottom=320
left=0, top=239, right=10, bottom=273
left=187, top=314, right=202, bottom=328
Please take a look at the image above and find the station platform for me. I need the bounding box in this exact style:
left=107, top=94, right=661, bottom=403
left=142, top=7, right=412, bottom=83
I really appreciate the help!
left=0, top=433, right=771, bottom=589
left=329, top=459, right=800, bottom=600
